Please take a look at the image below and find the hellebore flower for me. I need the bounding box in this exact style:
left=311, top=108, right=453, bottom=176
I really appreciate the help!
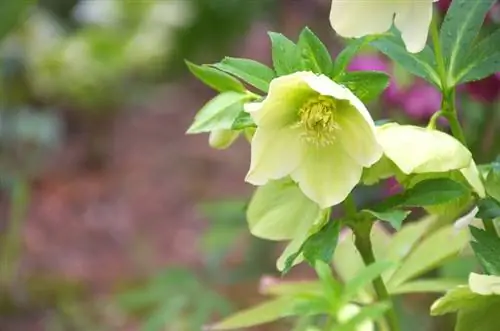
left=330, top=0, right=438, bottom=53
left=245, top=72, right=382, bottom=208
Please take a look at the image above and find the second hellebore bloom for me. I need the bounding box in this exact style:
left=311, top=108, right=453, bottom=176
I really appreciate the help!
left=330, top=0, right=438, bottom=53
left=245, top=72, right=382, bottom=208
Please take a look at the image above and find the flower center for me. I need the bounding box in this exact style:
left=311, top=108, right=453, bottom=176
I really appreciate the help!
left=297, top=95, right=339, bottom=146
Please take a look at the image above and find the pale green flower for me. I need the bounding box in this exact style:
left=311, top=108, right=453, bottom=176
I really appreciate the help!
left=330, top=0, right=438, bottom=53
left=469, top=273, right=500, bottom=296
left=245, top=72, right=382, bottom=208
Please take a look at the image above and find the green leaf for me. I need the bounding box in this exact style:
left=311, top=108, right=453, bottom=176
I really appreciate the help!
left=485, top=168, right=500, bottom=203
left=390, top=279, right=464, bottom=295
left=186, top=92, right=249, bottom=134
left=297, top=27, right=333, bottom=74
left=456, top=298, right=500, bottom=331
left=470, top=226, right=500, bottom=276
left=314, top=260, right=342, bottom=305
left=268, top=32, right=301, bottom=76
left=212, top=57, right=276, bottom=92
left=456, top=29, right=500, bottom=84
left=440, top=0, right=497, bottom=86
left=431, top=286, right=483, bottom=315
left=371, top=37, right=440, bottom=87
left=337, top=302, right=390, bottom=331
left=336, top=71, right=390, bottom=103
left=361, top=209, right=411, bottom=231
left=333, top=36, right=374, bottom=77
left=209, top=297, right=293, bottom=330
left=0, top=0, right=32, bottom=42
left=402, top=178, right=470, bottom=207
left=387, top=225, right=468, bottom=290
left=142, top=297, right=188, bottom=331
left=302, top=220, right=342, bottom=267
left=476, top=198, right=500, bottom=220
left=231, top=111, right=256, bottom=130
left=342, top=261, right=395, bottom=302
left=186, top=61, right=246, bottom=93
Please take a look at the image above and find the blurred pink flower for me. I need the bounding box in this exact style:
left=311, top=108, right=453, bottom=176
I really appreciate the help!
left=402, top=83, right=442, bottom=119
left=465, top=74, right=500, bottom=104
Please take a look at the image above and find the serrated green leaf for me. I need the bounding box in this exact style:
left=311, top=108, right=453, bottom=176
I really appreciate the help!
left=231, top=111, right=256, bottom=130
left=456, top=29, right=500, bottom=84
left=388, top=225, right=468, bottom=290
left=209, top=297, right=293, bottom=330
left=402, top=178, right=470, bottom=207
left=470, top=226, right=500, bottom=276
left=297, top=27, right=333, bottom=74
left=371, top=37, right=440, bottom=87
left=342, top=261, right=395, bottom=302
left=440, top=0, right=497, bottom=86
left=186, top=61, right=246, bottom=93
left=390, top=279, right=463, bottom=295
left=268, top=32, right=301, bottom=76
left=476, top=198, right=500, bottom=219
left=186, top=92, right=249, bottom=134
left=333, top=36, right=374, bottom=77
left=212, top=57, right=275, bottom=92
left=336, top=71, right=390, bottom=103
left=361, top=209, right=411, bottom=231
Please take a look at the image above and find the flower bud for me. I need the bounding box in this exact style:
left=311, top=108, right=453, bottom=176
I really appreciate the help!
left=208, top=129, right=239, bottom=150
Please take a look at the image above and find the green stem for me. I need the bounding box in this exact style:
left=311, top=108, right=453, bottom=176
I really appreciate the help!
left=427, top=110, right=444, bottom=130
left=430, top=16, right=447, bottom=87
left=343, top=195, right=357, bottom=217
left=352, top=223, right=400, bottom=331
left=0, top=177, right=30, bottom=286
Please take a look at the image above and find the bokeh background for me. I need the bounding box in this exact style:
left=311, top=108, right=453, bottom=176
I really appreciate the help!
left=0, top=0, right=499, bottom=330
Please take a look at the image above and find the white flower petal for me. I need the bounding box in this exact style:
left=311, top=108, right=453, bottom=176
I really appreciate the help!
left=394, top=0, right=434, bottom=53
left=291, top=143, right=362, bottom=208
left=247, top=72, right=315, bottom=129
left=469, top=273, right=500, bottom=295
left=460, top=161, right=486, bottom=197
left=453, top=206, right=479, bottom=231
left=330, top=0, right=395, bottom=38
left=246, top=127, right=303, bottom=185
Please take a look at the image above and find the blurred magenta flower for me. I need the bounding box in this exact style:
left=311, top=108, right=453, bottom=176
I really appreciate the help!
left=465, top=74, right=500, bottom=104
left=402, top=83, right=442, bottom=119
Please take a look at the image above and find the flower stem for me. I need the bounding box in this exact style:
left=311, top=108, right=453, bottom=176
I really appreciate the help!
left=352, top=223, right=401, bottom=331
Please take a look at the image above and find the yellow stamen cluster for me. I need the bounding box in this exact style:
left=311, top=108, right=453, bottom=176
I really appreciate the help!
left=297, top=95, right=339, bottom=146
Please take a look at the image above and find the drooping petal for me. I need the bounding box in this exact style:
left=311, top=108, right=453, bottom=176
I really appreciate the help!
left=246, top=127, right=303, bottom=185
left=245, top=72, right=316, bottom=129
left=247, top=179, right=322, bottom=240
left=291, top=143, right=362, bottom=208
left=376, top=123, right=472, bottom=175
left=394, top=0, right=434, bottom=53
left=330, top=0, right=396, bottom=38
left=336, top=105, right=383, bottom=167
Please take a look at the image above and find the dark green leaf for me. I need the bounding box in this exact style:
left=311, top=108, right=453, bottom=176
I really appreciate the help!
left=336, top=71, right=390, bottom=103
left=470, top=226, right=500, bottom=276
left=361, top=209, right=411, bottom=231
left=456, top=29, right=500, bottom=84
left=0, top=0, right=32, bottom=42
left=212, top=57, right=276, bottom=92
left=297, top=27, right=333, bottom=74
left=371, top=37, right=440, bottom=86
left=402, top=178, right=470, bottom=207
left=186, top=92, right=249, bottom=134
left=231, top=111, right=256, bottom=130
left=440, top=0, right=497, bottom=85
left=186, top=61, right=246, bottom=93
left=477, top=198, right=500, bottom=219
left=333, top=36, right=374, bottom=76
left=268, top=32, right=302, bottom=76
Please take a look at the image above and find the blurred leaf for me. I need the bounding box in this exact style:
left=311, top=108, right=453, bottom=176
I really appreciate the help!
left=261, top=280, right=321, bottom=297
left=342, top=261, right=395, bottom=301
left=485, top=167, right=500, bottom=203
left=314, top=260, right=342, bottom=306
left=333, top=36, right=373, bottom=76
left=186, top=61, right=246, bottom=93
left=336, top=71, right=390, bottom=103
left=387, top=225, right=468, bottom=290
left=470, top=226, right=500, bottom=275
left=231, top=111, right=256, bottom=130
left=476, top=198, right=500, bottom=219
left=360, top=209, right=411, bottom=231
left=390, top=279, right=464, bottom=295
left=371, top=37, right=440, bottom=86
left=431, top=286, right=482, bottom=315
left=336, top=302, right=389, bottom=331
left=402, top=178, right=470, bottom=207
left=213, top=57, right=276, bottom=92
left=0, top=0, right=32, bottom=42
left=268, top=32, right=301, bottom=76
left=297, top=27, right=332, bottom=74
left=455, top=299, right=500, bottom=331
left=141, top=297, right=188, bottom=331
left=457, top=29, right=500, bottom=83
left=186, top=91, right=249, bottom=134
left=209, top=297, right=293, bottom=330
left=439, top=0, right=497, bottom=86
